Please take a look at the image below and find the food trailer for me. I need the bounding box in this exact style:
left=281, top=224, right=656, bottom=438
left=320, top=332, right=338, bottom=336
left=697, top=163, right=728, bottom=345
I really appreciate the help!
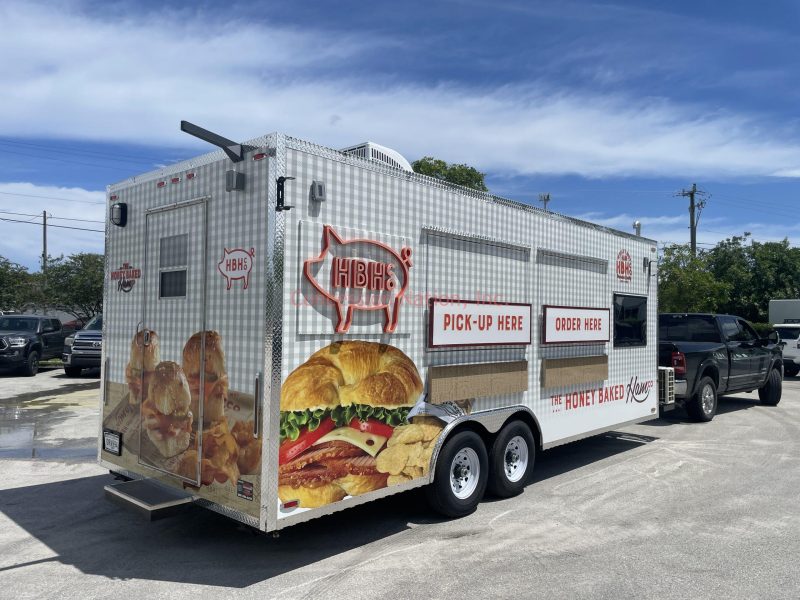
left=100, top=123, right=667, bottom=531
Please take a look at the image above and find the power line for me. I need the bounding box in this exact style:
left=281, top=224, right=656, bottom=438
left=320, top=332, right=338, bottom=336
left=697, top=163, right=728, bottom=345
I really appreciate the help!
left=0, top=138, right=163, bottom=165
left=0, top=216, right=103, bottom=233
left=0, top=190, right=104, bottom=205
left=0, top=210, right=103, bottom=224
left=0, top=146, right=138, bottom=171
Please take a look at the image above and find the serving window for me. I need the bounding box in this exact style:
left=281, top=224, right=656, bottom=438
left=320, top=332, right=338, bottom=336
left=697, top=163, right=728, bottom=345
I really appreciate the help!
left=613, top=293, right=647, bottom=347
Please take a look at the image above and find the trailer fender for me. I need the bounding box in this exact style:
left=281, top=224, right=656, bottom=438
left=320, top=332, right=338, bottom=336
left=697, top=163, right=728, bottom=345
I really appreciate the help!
left=426, top=405, right=541, bottom=484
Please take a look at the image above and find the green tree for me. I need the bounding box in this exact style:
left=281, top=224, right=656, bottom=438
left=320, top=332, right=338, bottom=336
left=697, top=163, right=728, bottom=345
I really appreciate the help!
left=42, top=253, right=104, bottom=320
left=412, top=156, right=489, bottom=192
left=705, top=234, right=800, bottom=321
left=0, top=256, right=32, bottom=311
left=658, top=244, right=729, bottom=313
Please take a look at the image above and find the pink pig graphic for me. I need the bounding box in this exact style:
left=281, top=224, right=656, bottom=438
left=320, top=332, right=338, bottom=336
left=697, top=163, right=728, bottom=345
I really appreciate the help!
left=304, top=225, right=412, bottom=333
left=218, top=247, right=255, bottom=290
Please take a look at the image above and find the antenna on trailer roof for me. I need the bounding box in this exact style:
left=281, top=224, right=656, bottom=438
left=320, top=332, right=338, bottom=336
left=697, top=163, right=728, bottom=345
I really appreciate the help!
left=180, top=120, right=250, bottom=163
left=538, top=193, right=551, bottom=211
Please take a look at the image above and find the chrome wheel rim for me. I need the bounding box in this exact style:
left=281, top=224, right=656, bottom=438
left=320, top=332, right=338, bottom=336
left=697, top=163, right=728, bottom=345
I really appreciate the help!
left=701, top=384, right=715, bottom=414
left=450, top=447, right=480, bottom=500
left=504, top=435, right=529, bottom=483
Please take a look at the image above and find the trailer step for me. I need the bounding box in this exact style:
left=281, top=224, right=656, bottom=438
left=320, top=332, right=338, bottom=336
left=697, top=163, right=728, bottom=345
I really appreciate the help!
left=104, top=478, right=195, bottom=521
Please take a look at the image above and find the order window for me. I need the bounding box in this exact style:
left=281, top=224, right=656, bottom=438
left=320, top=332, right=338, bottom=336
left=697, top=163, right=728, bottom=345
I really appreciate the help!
left=614, top=294, right=647, bottom=347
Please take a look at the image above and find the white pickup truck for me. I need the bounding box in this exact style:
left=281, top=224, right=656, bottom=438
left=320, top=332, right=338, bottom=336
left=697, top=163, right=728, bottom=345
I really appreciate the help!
left=774, top=324, right=800, bottom=377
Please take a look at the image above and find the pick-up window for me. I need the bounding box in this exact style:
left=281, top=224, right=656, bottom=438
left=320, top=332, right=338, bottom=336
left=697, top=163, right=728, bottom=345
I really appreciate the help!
left=613, top=294, right=647, bottom=347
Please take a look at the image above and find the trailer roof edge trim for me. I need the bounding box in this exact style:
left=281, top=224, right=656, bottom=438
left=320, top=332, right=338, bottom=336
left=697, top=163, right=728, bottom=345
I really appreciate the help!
left=108, top=131, right=657, bottom=244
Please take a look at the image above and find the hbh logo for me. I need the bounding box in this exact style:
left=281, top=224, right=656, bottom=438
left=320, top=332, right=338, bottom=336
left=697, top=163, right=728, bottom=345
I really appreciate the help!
left=218, top=247, right=255, bottom=290
left=304, top=225, right=412, bottom=333
left=616, top=249, right=632, bottom=282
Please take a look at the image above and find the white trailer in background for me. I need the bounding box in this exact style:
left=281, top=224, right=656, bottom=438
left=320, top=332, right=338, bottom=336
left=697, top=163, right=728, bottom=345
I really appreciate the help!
left=99, top=122, right=669, bottom=532
left=769, top=299, right=800, bottom=325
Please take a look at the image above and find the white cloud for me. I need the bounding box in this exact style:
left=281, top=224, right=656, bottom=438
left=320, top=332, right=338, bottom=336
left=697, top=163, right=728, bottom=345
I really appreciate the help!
left=0, top=182, right=105, bottom=269
left=573, top=211, right=800, bottom=248
left=2, top=2, right=800, bottom=180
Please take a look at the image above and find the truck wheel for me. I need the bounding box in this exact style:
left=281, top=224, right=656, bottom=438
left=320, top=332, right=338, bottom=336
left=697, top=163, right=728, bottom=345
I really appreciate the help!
left=425, top=430, right=488, bottom=518
left=21, top=351, right=40, bottom=377
left=687, top=376, right=717, bottom=422
left=64, top=366, right=82, bottom=377
left=758, top=368, right=782, bottom=406
left=784, top=364, right=799, bottom=377
left=487, top=421, right=535, bottom=498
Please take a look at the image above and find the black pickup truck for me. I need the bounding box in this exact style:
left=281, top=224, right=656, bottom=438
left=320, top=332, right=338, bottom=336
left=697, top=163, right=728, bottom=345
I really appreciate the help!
left=658, top=313, right=783, bottom=421
left=0, top=315, right=69, bottom=376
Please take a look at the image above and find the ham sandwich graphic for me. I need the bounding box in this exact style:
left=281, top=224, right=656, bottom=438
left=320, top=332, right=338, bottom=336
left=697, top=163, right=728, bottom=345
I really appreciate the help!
left=217, top=247, right=255, bottom=290
left=304, top=225, right=412, bottom=333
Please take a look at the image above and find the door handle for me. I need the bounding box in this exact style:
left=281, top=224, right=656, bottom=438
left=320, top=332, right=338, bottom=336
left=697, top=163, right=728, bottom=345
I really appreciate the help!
left=253, top=372, right=262, bottom=438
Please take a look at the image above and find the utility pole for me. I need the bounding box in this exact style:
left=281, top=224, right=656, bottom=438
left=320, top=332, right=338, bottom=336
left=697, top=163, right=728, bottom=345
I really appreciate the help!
left=677, top=183, right=707, bottom=257
left=538, top=192, right=551, bottom=212
left=42, top=210, right=47, bottom=271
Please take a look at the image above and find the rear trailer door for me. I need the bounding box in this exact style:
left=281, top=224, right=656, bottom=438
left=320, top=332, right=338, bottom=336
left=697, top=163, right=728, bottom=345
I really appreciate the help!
left=139, top=199, right=207, bottom=485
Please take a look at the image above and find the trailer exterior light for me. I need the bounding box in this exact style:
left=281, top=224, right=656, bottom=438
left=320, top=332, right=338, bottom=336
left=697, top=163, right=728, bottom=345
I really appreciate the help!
left=171, top=177, right=181, bottom=184
left=157, top=181, right=166, bottom=188
left=186, top=172, right=196, bottom=180
left=253, top=152, right=267, bottom=161
left=110, top=202, right=128, bottom=227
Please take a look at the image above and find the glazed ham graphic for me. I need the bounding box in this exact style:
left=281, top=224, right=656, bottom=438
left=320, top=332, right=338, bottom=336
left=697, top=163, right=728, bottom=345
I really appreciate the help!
left=304, top=225, right=412, bottom=333
left=218, top=247, right=255, bottom=290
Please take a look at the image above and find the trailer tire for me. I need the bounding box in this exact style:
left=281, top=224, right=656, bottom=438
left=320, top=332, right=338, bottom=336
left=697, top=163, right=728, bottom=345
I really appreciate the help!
left=425, top=430, right=488, bottom=518
left=783, top=364, right=798, bottom=378
left=758, top=368, right=782, bottom=406
left=64, top=366, right=82, bottom=377
left=686, top=376, right=717, bottom=422
left=487, top=421, right=535, bottom=498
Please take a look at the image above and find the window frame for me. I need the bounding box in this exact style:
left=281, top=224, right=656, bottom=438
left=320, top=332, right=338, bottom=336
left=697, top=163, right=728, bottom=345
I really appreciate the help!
left=612, top=293, right=648, bottom=348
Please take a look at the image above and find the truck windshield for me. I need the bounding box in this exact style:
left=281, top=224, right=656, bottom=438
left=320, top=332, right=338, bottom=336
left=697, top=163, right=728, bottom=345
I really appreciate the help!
left=0, top=317, right=39, bottom=332
left=659, top=315, right=721, bottom=343
left=83, top=314, right=103, bottom=331
left=775, top=326, right=800, bottom=341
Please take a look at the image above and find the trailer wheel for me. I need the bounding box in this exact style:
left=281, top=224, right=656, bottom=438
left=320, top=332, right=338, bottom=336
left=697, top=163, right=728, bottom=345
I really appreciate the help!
left=758, top=368, right=782, bottom=406
left=686, top=376, right=717, bottom=422
left=784, top=364, right=799, bottom=378
left=487, top=421, right=535, bottom=498
left=425, top=430, right=488, bottom=518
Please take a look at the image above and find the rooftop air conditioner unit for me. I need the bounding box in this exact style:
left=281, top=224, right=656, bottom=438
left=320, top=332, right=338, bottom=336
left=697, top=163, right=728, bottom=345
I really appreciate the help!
left=339, top=141, right=413, bottom=172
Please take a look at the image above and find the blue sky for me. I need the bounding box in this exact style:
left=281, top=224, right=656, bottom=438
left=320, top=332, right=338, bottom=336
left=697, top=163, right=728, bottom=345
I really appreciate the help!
left=1, top=0, right=800, bottom=269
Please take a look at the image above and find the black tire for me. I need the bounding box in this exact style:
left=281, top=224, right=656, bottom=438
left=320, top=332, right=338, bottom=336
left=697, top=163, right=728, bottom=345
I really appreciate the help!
left=22, top=350, right=40, bottom=377
left=686, top=376, right=717, bottom=422
left=64, top=366, right=82, bottom=377
left=758, top=368, right=782, bottom=406
left=425, top=430, right=488, bottom=518
left=784, top=364, right=799, bottom=378
left=487, top=420, right=536, bottom=498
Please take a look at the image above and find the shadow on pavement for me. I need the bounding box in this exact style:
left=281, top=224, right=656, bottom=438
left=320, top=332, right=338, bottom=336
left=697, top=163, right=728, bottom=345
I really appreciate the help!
left=641, top=394, right=763, bottom=426
left=0, top=431, right=655, bottom=587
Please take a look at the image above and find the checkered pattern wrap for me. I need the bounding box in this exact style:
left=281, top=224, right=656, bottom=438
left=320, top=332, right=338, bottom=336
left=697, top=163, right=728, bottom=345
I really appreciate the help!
left=282, top=140, right=658, bottom=446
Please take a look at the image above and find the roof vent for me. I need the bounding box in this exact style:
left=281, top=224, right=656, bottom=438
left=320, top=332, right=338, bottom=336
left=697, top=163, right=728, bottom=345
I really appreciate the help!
left=339, top=141, right=413, bottom=172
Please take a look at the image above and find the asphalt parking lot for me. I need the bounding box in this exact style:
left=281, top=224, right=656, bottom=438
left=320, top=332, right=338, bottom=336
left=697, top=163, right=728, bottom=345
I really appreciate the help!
left=1, top=375, right=799, bottom=599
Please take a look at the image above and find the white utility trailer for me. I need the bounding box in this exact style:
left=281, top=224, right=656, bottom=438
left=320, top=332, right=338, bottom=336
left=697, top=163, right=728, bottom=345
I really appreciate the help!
left=100, top=123, right=666, bottom=531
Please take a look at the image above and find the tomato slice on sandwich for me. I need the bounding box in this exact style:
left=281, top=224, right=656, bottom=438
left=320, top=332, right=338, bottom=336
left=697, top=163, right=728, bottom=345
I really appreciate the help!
left=278, top=417, right=336, bottom=465
left=348, top=418, right=394, bottom=439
